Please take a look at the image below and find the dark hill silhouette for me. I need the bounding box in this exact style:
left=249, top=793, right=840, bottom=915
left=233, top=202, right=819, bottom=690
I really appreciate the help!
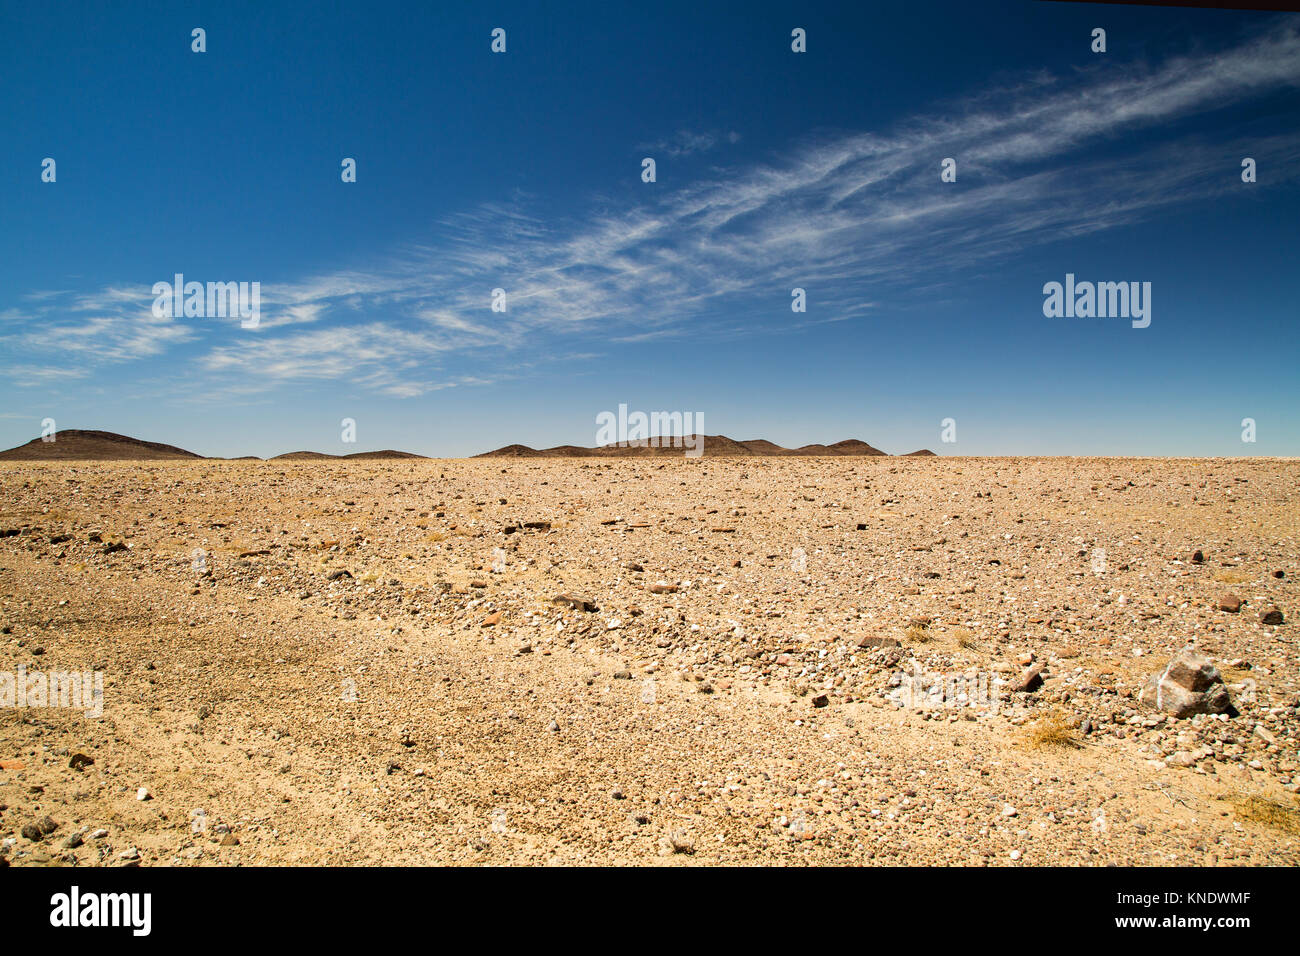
left=0, top=429, right=932, bottom=461
left=0, top=430, right=426, bottom=461
left=0, top=429, right=201, bottom=461
left=477, top=435, right=904, bottom=458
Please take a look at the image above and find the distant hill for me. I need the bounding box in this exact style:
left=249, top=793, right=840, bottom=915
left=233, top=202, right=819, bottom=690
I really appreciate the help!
left=0, top=430, right=425, bottom=461
left=0, top=429, right=202, bottom=461
left=476, top=436, right=906, bottom=458
left=0, top=429, right=933, bottom=461
left=272, top=450, right=424, bottom=460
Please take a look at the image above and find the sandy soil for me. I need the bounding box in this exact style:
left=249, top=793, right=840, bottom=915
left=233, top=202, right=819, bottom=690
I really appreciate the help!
left=1, top=457, right=1297, bottom=866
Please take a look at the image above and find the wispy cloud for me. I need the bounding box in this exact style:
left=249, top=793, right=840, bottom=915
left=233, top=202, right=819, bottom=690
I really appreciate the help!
left=638, top=129, right=742, bottom=158
left=4, top=21, right=1297, bottom=399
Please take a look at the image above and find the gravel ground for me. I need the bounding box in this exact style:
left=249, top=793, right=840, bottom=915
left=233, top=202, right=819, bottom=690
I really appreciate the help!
left=1, top=456, right=1297, bottom=865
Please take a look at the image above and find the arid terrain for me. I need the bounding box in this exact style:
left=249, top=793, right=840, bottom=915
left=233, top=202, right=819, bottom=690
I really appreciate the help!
left=1, top=456, right=1298, bottom=866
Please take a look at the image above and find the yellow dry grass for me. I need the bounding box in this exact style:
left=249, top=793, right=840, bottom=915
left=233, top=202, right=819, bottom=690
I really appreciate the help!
left=1023, top=710, right=1080, bottom=749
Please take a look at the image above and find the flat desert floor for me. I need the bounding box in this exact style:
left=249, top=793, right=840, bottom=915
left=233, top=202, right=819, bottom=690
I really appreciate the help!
left=1, top=457, right=1298, bottom=866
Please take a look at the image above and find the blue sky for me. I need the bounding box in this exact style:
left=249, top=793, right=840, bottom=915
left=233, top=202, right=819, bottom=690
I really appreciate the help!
left=1, top=1, right=1297, bottom=457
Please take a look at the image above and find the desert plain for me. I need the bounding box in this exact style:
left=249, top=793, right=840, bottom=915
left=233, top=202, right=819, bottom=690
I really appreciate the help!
left=1, top=455, right=1298, bottom=866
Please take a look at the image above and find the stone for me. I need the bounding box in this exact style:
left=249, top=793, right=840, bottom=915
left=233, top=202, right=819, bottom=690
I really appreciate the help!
left=668, top=829, right=695, bottom=854
left=1260, top=606, right=1284, bottom=626
left=1217, top=594, right=1242, bottom=613
left=68, top=753, right=94, bottom=771
left=1010, top=664, right=1045, bottom=693
left=1138, top=650, right=1235, bottom=718
left=857, top=635, right=900, bottom=649
left=553, top=593, right=598, bottom=612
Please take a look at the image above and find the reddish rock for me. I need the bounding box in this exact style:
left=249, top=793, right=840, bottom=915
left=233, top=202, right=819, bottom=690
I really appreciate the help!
left=1010, top=664, right=1045, bottom=693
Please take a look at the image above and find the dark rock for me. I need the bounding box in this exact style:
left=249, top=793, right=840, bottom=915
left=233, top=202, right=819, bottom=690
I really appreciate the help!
left=857, top=635, right=901, bottom=649
left=1260, top=606, right=1285, bottom=626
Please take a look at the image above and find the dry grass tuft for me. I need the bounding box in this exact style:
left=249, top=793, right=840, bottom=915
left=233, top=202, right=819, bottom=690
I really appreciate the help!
left=1213, top=570, right=1251, bottom=584
left=1230, top=795, right=1300, bottom=834
left=1023, top=710, right=1080, bottom=749
left=1219, top=665, right=1255, bottom=686
left=905, top=624, right=930, bottom=644
left=952, top=627, right=978, bottom=650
